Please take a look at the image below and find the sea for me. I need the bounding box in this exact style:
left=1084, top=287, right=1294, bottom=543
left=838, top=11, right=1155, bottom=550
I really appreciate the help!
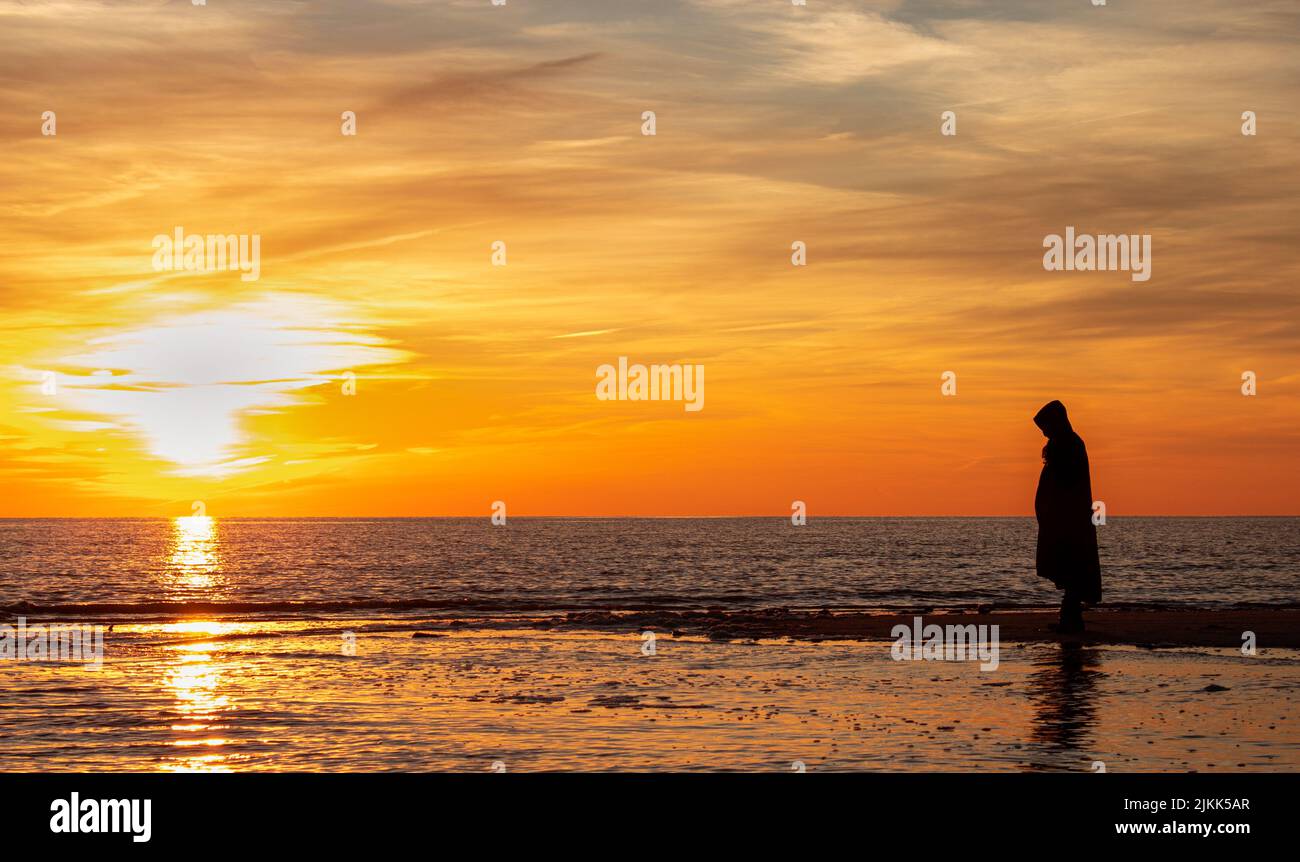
left=2, top=517, right=1297, bottom=617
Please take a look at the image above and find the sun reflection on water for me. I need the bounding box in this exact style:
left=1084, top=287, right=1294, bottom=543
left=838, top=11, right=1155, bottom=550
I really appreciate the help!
left=161, top=519, right=235, bottom=771
left=167, top=515, right=222, bottom=592
left=161, top=636, right=235, bottom=773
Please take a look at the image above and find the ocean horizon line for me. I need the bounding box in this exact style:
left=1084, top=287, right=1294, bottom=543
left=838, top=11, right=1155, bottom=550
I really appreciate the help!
left=1, top=514, right=1297, bottom=520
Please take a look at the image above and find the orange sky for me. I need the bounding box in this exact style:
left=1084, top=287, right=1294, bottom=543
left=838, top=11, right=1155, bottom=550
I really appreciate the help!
left=1, top=0, right=1297, bottom=516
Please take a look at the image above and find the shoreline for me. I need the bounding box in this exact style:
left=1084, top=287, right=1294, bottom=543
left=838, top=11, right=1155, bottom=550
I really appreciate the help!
left=542, top=608, right=1300, bottom=649
left=3, top=606, right=1298, bottom=650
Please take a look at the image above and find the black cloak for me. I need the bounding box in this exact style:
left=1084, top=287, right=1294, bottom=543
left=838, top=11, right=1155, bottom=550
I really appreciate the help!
left=1033, top=400, right=1102, bottom=604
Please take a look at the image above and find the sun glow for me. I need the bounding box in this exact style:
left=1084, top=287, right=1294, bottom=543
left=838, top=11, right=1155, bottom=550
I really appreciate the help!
left=36, top=295, right=407, bottom=478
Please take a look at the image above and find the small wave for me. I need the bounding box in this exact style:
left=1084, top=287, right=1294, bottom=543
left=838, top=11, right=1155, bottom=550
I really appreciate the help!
left=0, top=597, right=506, bottom=617
left=4, top=594, right=1297, bottom=622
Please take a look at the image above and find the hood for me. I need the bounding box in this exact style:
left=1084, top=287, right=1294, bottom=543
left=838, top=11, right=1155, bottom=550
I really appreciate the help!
left=1033, top=400, right=1073, bottom=438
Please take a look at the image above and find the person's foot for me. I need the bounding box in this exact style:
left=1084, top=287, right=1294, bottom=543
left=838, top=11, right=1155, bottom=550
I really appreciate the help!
left=1057, top=597, right=1085, bottom=633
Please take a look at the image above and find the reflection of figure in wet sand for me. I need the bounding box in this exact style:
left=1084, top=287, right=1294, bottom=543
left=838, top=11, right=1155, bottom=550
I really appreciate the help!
left=1026, top=643, right=1105, bottom=769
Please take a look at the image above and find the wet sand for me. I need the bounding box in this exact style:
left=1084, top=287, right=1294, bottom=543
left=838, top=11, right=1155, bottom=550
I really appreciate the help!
left=542, top=607, right=1300, bottom=649
left=3, top=617, right=1296, bottom=772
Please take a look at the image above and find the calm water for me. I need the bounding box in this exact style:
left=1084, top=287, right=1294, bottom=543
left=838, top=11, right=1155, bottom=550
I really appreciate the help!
left=1, top=517, right=1297, bottom=616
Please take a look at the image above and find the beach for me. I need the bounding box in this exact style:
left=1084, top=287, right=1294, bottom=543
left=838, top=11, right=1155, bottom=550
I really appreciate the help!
left=2, top=608, right=1296, bottom=773
left=547, top=607, right=1300, bottom=649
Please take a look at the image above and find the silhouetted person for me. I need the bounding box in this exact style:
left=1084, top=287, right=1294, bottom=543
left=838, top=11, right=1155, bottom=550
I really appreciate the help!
left=1033, top=400, right=1101, bottom=632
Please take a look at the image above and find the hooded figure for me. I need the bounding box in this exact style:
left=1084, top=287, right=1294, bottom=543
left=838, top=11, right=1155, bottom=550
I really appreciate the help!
left=1033, top=400, right=1101, bottom=631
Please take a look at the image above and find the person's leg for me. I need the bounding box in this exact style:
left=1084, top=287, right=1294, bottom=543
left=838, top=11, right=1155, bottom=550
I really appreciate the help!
left=1059, top=588, right=1084, bottom=631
